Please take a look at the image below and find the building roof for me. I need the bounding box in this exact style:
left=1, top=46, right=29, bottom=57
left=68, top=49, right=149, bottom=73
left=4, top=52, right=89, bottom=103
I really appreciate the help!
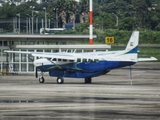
left=10, top=44, right=111, bottom=50
left=0, top=34, right=97, bottom=41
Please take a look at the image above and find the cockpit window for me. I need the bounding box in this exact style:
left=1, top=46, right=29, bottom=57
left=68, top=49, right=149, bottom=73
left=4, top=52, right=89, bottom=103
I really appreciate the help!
left=47, top=58, right=51, bottom=61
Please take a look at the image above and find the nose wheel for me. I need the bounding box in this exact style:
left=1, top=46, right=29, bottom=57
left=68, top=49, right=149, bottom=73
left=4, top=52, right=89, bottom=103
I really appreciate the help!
left=38, top=71, right=45, bottom=83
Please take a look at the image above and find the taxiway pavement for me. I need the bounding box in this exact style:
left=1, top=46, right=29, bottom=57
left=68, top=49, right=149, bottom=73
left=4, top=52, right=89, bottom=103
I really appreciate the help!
left=0, top=62, right=160, bottom=120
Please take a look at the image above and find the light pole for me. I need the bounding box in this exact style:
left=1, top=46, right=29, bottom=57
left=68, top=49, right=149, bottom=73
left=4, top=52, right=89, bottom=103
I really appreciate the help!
left=53, top=8, right=58, bottom=28
left=16, top=13, right=20, bottom=33
left=26, top=17, right=28, bottom=34
left=48, top=19, right=50, bottom=28
left=30, top=6, right=35, bottom=34
left=112, top=13, right=118, bottom=26
left=13, top=17, right=16, bottom=33
left=28, top=17, right=31, bottom=34
left=27, top=6, right=35, bottom=34
left=43, top=7, right=47, bottom=29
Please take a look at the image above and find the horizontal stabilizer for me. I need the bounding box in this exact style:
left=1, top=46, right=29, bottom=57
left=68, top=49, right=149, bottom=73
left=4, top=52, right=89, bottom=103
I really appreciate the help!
left=138, top=57, right=157, bottom=61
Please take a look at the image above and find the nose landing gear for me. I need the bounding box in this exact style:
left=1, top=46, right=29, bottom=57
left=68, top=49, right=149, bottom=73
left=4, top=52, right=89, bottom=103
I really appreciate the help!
left=36, top=69, right=45, bottom=83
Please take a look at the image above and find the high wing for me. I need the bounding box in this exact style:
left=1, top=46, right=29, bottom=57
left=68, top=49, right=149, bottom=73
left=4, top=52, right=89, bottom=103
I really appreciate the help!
left=4, top=50, right=76, bottom=61
left=4, top=50, right=32, bottom=54
left=32, top=53, right=76, bottom=60
left=4, top=50, right=157, bottom=62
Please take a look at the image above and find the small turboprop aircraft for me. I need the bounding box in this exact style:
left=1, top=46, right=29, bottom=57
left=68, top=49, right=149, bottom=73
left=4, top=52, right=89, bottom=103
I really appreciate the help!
left=5, top=31, right=157, bottom=84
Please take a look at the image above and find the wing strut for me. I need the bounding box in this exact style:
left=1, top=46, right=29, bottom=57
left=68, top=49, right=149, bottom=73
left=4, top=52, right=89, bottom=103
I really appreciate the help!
left=47, top=58, right=62, bottom=69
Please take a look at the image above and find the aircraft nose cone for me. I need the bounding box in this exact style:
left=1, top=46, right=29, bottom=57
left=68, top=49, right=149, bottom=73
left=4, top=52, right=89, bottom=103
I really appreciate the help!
left=33, top=58, right=49, bottom=67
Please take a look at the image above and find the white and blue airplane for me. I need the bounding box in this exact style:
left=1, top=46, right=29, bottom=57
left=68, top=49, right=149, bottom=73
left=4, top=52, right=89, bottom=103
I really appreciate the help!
left=5, top=31, right=157, bottom=84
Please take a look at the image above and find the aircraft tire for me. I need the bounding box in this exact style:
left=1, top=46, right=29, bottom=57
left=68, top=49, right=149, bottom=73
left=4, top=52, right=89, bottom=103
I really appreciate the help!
left=39, top=77, right=45, bottom=83
left=84, top=78, right=92, bottom=84
left=57, top=77, right=64, bottom=84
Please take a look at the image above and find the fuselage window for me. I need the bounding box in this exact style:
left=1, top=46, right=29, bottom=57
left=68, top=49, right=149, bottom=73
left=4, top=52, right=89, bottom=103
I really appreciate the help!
left=88, top=59, right=93, bottom=62
left=58, top=58, right=61, bottom=61
left=52, top=58, right=57, bottom=61
left=82, top=58, right=87, bottom=62
left=77, top=58, right=81, bottom=62
left=94, top=59, right=99, bottom=62
left=69, top=60, right=74, bottom=62
left=63, top=59, right=67, bottom=62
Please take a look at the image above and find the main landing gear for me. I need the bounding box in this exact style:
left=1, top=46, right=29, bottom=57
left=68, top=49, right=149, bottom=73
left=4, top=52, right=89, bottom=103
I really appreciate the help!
left=84, top=77, right=92, bottom=84
left=57, top=77, right=64, bottom=84
left=39, top=76, right=64, bottom=84
left=39, top=76, right=45, bottom=83
left=38, top=77, right=92, bottom=84
left=36, top=70, right=92, bottom=84
left=56, top=77, right=92, bottom=84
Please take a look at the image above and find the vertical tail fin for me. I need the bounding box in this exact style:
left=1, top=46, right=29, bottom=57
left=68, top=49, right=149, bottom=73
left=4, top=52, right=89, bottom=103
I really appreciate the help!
left=125, top=31, right=139, bottom=52
left=123, top=31, right=139, bottom=62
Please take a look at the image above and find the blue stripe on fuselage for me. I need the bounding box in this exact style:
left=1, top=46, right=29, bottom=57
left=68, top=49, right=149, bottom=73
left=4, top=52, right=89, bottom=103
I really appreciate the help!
left=49, top=61, right=135, bottom=78
left=37, top=60, right=136, bottom=78
left=75, top=60, right=135, bottom=72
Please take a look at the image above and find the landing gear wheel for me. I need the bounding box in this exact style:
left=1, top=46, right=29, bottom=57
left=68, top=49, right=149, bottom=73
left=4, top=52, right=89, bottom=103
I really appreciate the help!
left=84, top=78, right=92, bottom=84
left=84, top=78, right=92, bottom=83
left=57, top=77, right=64, bottom=84
left=39, top=77, right=45, bottom=83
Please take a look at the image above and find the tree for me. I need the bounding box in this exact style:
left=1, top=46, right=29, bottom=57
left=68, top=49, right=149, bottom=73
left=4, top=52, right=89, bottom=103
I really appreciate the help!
left=48, top=0, right=78, bottom=28
left=78, top=0, right=89, bottom=23
left=119, top=17, right=138, bottom=31
left=94, top=12, right=115, bottom=30
left=0, top=3, right=16, bottom=18
left=132, top=0, right=148, bottom=27
left=146, top=0, right=160, bottom=30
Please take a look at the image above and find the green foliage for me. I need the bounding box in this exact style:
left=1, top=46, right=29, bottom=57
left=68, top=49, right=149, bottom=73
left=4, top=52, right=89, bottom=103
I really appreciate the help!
left=75, top=22, right=89, bottom=33
left=93, top=29, right=132, bottom=44
left=0, top=3, right=16, bottom=18
left=94, top=12, right=115, bottom=30
left=119, top=17, right=138, bottom=30
left=0, top=0, right=160, bottom=46
left=91, top=29, right=160, bottom=44
left=140, top=30, right=160, bottom=44
left=138, top=48, right=160, bottom=61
